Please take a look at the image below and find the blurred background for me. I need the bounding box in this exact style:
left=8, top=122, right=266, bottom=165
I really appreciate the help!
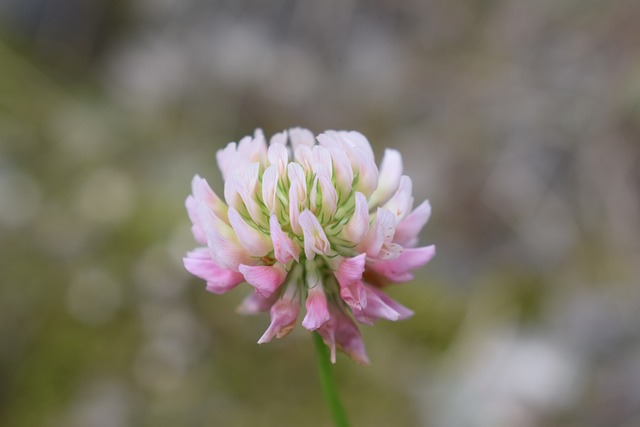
left=1, top=1, right=640, bottom=426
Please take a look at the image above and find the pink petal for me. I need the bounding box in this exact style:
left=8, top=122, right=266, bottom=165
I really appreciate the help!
left=237, top=290, right=279, bottom=315
left=183, top=248, right=244, bottom=294
left=302, top=284, right=330, bottom=331
left=367, top=245, right=436, bottom=282
left=298, top=210, right=331, bottom=259
left=318, top=305, right=369, bottom=364
left=227, top=207, right=272, bottom=257
left=394, top=200, right=431, bottom=247
left=352, top=285, right=413, bottom=325
left=332, top=307, right=370, bottom=365
left=239, top=263, right=288, bottom=298
left=258, top=284, right=299, bottom=344
left=335, top=254, right=367, bottom=310
left=270, top=214, right=300, bottom=264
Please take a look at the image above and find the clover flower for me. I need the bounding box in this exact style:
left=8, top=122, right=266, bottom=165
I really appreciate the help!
left=184, top=128, right=435, bottom=364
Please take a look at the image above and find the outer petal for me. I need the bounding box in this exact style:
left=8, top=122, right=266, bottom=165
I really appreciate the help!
left=216, top=142, right=238, bottom=180
left=239, top=263, right=288, bottom=298
left=383, top=175, right=414, bottom=224
left=227, top=207, right=272, bottom=257
left=269, top=130, right=288, bottom=146
left=369, top=149, right=402, bottom=208
left=367, top=245, right=436, bottom=282
left=298, top=210, right=331, bottom=259
left=183, top=248, right=244, bottom=294
left=187, top=175, right=229, bottom=243
left=323, top=305, right=369, bottom=365
left=198, top=200, right=253, bottom=271
left=186, top=196, right=206, bottom=244
left=237, top=290, right=279, bottom=315
left=258, top=283, right=299, bottom=344
left=289, top=127, right=315, bottom=149
left=356, top=208, right=396, bottom=258
left=394, top=200, right=431, bottom=247
left=352, top=285, right=413, bottom=325
left=335, top=254, right=367, bottom=310
left=302, top=284, right=330, bottom=331
left=269, top=214, right=300, bottom=264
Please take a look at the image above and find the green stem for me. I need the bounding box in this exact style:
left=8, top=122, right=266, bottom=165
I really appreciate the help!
left=313, top=332, right=350, bottom=427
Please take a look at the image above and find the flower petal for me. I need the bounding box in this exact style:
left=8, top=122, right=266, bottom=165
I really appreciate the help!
left=356, top=208, right=396, bottom=258
left=237, top=290, right=279, bottom=315
left=258, top=283, right=299, bottom=343
left=227, top=207, right=272, bottom=257
left=298, top=210, right=331, bottom=259
left=183, top=248, right=245, bottom=294
left=302, top=284, right=330, bottom=331
left=394, top=200, right=431, bottom=247
left=289, top=127, right=315, bottom=149
left=383, top=175, right=414, bottom=224
left=261, top=165, right=279, bottom=213
left=269, top=214, right=300, bottom=264
left=367, top=245, right=436, bottom=282
left=310, top=175, right=337, bottom=218
left=343, top=192, right=369, bottom=244
left=369, top=149, right=402, bottom=208
left=352, top=285, right=413, bottom=325
left=335, top=254, right=367, bottom=310
left=198, top=200, right=253, bottom=271
left=239, top=263, right=288, bottom=298
left=288, top=162, right=307, bottom=235
left=318, top=305, right=369, bottom=364
left=267, top=140, right=289, bottom=176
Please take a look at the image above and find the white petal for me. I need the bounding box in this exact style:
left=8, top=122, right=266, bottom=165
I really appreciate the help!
left=383, top=175, right=414, bottom=224
left=227, top=207, right=272, bottom=257
left=261, top=165, right=279, bottom=213
left=298, top=209, right=331, bottom=259
left=369, top=149, right=402, bottom=207
left=289, top=127, right=315, bottom=149
left=343, top=192, right=369, bottom=244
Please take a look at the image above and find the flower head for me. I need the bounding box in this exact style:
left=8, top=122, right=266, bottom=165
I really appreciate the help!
left=184, top=128, right=435, bottom=363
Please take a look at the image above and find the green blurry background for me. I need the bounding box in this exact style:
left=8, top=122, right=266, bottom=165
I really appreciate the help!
left=1, top=1, right=640, bottom=426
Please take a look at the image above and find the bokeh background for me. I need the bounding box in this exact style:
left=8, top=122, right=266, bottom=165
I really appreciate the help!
left=1, top=1, right=640, bottom=426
